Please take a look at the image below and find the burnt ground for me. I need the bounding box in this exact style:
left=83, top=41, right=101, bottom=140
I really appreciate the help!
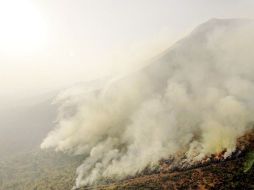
left=79, top=132, right=254, bottom=190
left=79, top=155, right=253, bottom=190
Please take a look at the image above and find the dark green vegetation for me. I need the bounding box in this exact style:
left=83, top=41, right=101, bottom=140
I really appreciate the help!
left=244, top=151, right=254, bottom=173
left=0, top=149, right=83, bottom=190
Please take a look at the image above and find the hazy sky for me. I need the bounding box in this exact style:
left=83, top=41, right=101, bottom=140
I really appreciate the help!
left=0, top=0, right=254, bottom=101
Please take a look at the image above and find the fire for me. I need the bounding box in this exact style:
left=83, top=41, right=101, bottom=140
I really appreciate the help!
left=158, top=131, right=254, bottom=173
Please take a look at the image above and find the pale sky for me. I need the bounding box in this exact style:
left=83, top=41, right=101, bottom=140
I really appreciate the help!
left=0, top=0, right=254, bottom=101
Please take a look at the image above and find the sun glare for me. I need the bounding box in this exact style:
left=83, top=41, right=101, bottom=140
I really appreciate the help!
left=0, top=0, right=47, bottom=55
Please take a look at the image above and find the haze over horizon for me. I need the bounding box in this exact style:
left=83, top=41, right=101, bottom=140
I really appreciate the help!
left=1, top=0, right=254, bottom=103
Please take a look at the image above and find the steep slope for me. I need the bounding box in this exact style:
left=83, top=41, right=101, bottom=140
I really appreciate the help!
left=79, top=132, right=254, bottom=190
left=41, top=18, right=254, bottom=188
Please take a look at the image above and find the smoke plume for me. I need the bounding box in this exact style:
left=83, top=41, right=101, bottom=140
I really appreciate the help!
left=41, top=19, right=254, bottom=188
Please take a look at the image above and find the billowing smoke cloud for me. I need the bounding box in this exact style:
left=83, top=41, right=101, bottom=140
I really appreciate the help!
left=41, top=19, right=254, bottom=188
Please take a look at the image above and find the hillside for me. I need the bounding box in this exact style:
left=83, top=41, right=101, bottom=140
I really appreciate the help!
left=41, top=18, right=254, bottom=189
left=0, top=150, right=83, bottom=190
left=79, top=132, right=254, bottom=190
left=0, top=132, right=252, bottom=190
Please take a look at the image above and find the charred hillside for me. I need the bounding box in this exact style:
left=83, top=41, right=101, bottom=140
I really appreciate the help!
left=79, top=132, right=254, bottom=190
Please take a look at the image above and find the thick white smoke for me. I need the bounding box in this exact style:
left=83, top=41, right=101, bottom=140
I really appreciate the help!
left=41, top=19, right=254, bottom=188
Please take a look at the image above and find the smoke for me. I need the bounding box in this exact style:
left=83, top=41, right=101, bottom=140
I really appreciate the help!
left=41, top=19, right=254, bottom=188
